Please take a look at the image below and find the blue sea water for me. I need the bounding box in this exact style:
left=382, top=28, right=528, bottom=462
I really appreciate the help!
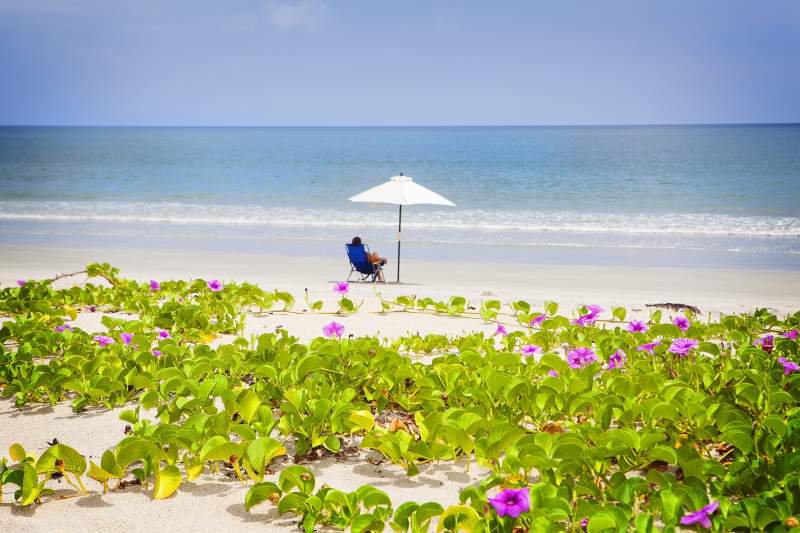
left=0, top=125, right=798, bottom=268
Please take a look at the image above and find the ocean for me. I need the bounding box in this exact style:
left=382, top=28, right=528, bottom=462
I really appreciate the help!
left=1, top=125, right=798, bottom=269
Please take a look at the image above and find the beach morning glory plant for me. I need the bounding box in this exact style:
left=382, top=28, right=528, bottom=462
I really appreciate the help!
left=488, top=487, right=530, bottom=518
left=323, top=321, right=345, bottom=339
left=207, top=279, right=223, bottom=292
left=521, top=344, right=542, bottom=357
left=573, top=305, right=603, bottom=327
left=608, top=349, right=626, bottom=369
left=16, top=279, right=25, bottom=287
left=626, top=319, right=648, bottom=333
left=785, top=329, right=799, bottom=340
left=673, top=315, right=690, bottom=331
left=530, top=313, right=546, bottom=327
left=494, top=323, right=508, bottom=337
left=94, top=335, right=115, bottom=347
left=637, top=340, right=661, bottom=353
left=120, top=332, right=134, bottom=346
left=680, top=501, right=720, bottom=529
left=778, top=357, right=799, bottom=375
left=754, top=334, right=774, bottom=353
left=157, top=329, right=170, bottom=339
left=55, top=323, right=73, bottom=333
left=149, top=279, right=161, bottom=291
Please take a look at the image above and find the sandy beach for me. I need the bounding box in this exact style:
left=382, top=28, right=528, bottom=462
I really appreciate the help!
left=1, top=243, right=799, bottom=531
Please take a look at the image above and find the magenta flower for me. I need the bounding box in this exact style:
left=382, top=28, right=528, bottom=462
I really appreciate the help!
left=580, top=517, right=589, bottom=531
left=207, top=279, right=223, bottom=292
left=16, top=279, right=26, bottom=287
left=157, top=329, right=171, bottom=339
left=530, top=314, right=547, bottom=327
left=55, top=323, right=73, bottom=333
left=152, top=349, right=162, bottom=357
left=673, top=315, right=690, bottom=332
left=494, top=323, right=508, bottom=337
left=778, top=357, right=800, bottom=375
left=94, top=335, right=115, bottom=347
left=637, top=340, right=661, bottom=353
left=120, top=332, right=133, bottom=346
left=784, top=329, right=799, bottom=341
left=333, top=281, right=349, bottom=295
left=680, top=501, right=719, bottom=529
left=573, top=304, right=604, bottom=327
left=149, top=279, right=161, bottom=291
left=608, top=349, right=626, bottom=369
left=567, top=347, right=597, bottom=369
left=548, top=369, right=559, bottom=378
left=753, top=334, right=774, bottom=354
left=488, top=487, right=530, bottom=518
left=668, top=338, right=699, bottom=357
left=626, top=320, right=648, bottom=333
left=521, top=344, right=542, bottom=357
left=323, top=321, right=345, bottom=339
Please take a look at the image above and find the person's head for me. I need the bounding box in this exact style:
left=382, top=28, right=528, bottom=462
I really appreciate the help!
left=351, top=236, right=362, bottom=245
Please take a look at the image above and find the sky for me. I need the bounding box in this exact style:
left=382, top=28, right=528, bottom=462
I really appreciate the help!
left=0, top=0, right=798, bottom=126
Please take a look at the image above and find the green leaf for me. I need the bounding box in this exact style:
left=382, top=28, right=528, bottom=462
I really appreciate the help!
left=153, top=464, right=182, bottom=499
left=245, top=482, right=281, bottom=511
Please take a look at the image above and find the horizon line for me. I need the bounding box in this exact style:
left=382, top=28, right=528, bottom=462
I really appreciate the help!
left=1, top=121, right=799, bottom=128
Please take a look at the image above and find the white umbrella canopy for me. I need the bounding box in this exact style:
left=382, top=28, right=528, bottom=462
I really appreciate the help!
left=348, top=174, right=455, bottom=282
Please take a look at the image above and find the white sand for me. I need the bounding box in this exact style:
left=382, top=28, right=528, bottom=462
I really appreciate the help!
left=1, top=243, right=798, bottom=531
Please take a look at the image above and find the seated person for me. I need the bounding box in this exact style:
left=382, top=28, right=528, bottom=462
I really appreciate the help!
left=351, top=236, right=387, bottom=281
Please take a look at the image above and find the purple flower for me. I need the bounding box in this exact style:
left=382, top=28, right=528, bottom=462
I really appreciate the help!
left=323, top=321, right=345, bottom=339
left=494, top=324, right=508, bottom=337
left=16, top=279, right=26, bottom=287
left=608, top=349, right=626, bottom=370
left=333, top=281, right=349, bottom=295
left=152, top=349, right=162, bottom=357
left=778, top=357, right=800, bottom=375
left=89, top=305, right=97, bottom=312
left=548, top=369, right=559, bottom=378
left=573, top=304, right=604, bottom=327
left=668, top=338, right=699, bottom=357
left=567, top=347, right=597, bottom=369
left=753, top=334, right=774, bottom=354
left=680, top=501, right=720, bottom=529
left=207, top=279, right=223, bottom=292
left=521, top=344, right=542, bottom=357
left=626, top=320, right=648, bottom=333
left=488, top=487, right=530, bottom=518
left=784, top=329, right=799, bottom=341
left=157, top=329, right=171, bottom=339
left=530, top=314, right=546, bottom=327
left=637, top=340, right=661, bottom=354
left=94, top=335, right=115, bottom=347
left=580, top=517, right=589, bottom=531
left=673, top=315, right=690, bottom=332
left=55, top=323, right=73, bottom=333
left=149, top=279, right=161, bottom=291
left=120, top=332, right=134, bottom=346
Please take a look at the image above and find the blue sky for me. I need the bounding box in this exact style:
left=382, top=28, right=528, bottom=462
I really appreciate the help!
left=0, top=0, right=798, bottom=126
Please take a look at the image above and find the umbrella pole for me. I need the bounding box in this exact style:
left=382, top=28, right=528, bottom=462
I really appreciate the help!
left=396, top=205, right=402, bottom=283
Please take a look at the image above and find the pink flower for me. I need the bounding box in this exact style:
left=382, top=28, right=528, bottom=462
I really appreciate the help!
left=149, top=279, right=161, bottom=291
left=668, top=338, right=699, bottom=357
left=16, top=279, right=25, bottom=287
left=120, top=332, right=134, bottom=346
left=783, top=329, right=798, bottom=341
left=778, top=357, right=799, bottom=375
left=673, top=315, right=690, bottom=332
left=207, top=279, right=223, bottom=292
left=680, top=501, right=720, bottom=529
left=94, top=335, right=115, bottom=347
left=548, top=369, right=559, bottom=378
left=152, top=349, right=162, bottom=357
left=608, top=349, right=626, bottom=369
left=567, top=347, right=597, bottom=369
left=753, top=334, right=774, bottom=354
left=637, top=340, right=661, bottom=353
left=494, top=323, right=508, bottom=337
left=323, top=321, right=345, bottom=339
left=530, top=314, right=546, bottom=327
left=55, top=323, right=73, bottom=333
left=521, top=344, right=542, bottom=357
left=157, top=329, right=171, bottom=339
left=488, top=487, right=530, bottom=518
left=333, top=281, right=349, bottom=295
left=626, top=320, right=648, bottom=333
left=573, top=305, right=604, bottom=327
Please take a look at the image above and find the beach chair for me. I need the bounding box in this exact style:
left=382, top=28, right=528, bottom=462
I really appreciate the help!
left=345, top=243, right=383, bottom=282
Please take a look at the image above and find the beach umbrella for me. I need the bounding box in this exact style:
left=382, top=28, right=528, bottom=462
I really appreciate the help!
left=348, top=173, right=455, bottom=283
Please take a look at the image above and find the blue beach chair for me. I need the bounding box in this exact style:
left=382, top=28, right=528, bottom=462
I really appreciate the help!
left=345, top=243, right=384, bottom=282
